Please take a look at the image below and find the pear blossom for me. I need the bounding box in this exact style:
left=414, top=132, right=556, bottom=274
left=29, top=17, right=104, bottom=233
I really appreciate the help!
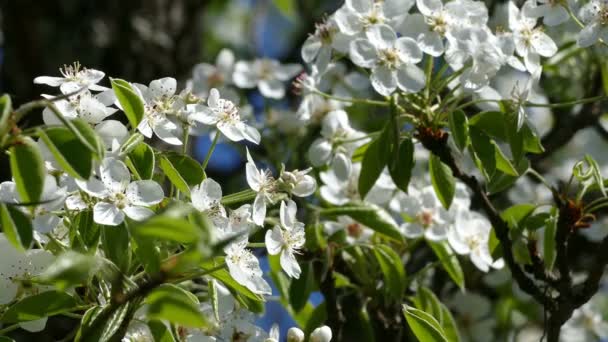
left=577, top=0, right=608, bottom=47
left=302, top=17, right=350, bottom=72
left=324, top=216, right=373, bottom=244
left=224, top=237, right=271, bottom=295
left=266, top=324, right=280, bottom=342
left=293, top=67, right=345, bottom=122
left=246, top=149, right=277, bottom=226
left=308, top=110, right=367, bottom=180
left=508, top=2, right=558, bottom=73
left=448, top=210, right=504, bottom=272
left=188, top=88, right=260, bottom=144
left=522, top=0, right=569, bottom=27
left=287, top=327, right=306, bottom=342
left=333, top=0, right=412, bottom=37
left=279, top=167, right=317, bottom=197
left=265, top=200, right=306, bottom=278
left=310, top=325, right=333, bottom=342
left=0, top=234, right=54, bottom=305
left=34, top=62, right=107, bottom=94
left=560, top=297, right=608, bottom=341
left=191, top=48, right=236, bottom=98
left=390, top=186, right=453, bottom=241
left=41, top=89, right=117, bottom=126
left=233, top=58, right=302, bottom=99
left=0, top=175, right=66, bottom=235
left=133, top=77, right=184, bottom=145
left=319, top=163, right=395, bottom=206
left=190, top=178, right=227, bottom=226
left=350, top=24, right=425, bottom=96
left=77, top=157, right=164, bottom=226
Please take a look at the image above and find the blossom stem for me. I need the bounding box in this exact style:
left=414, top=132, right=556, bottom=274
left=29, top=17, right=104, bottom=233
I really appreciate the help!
left=311, top=89, right=389, bottom=107
left=201, top=132, right=220, bottom=172
left=247, top=242, right=266, bottom=248
left=526, top=168, right=554, bottom=192
left=169, top=262, right=228, bottom=283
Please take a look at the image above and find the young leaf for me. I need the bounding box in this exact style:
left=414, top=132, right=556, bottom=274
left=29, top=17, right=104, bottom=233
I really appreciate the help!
left=131, top=215, right=200, bottom=244
left=500, top=204, right=536, bottom=231
left=429, top=154, right=455, bottom=209
left=126, top=142, right=155, bottom=180
left=111, top=78, right=144, bottom=129
left=1, top=291, right=77, bottom=323
left=72, top=210, right=101, bottom=252
left=159, top=152, right=205, bottom=196
left=102, top=223, right=131, bottom=273
left=75, top=304, right=131, bottom=342
left=200, top=259, right=264, bottom=303
left=469, top=111, right=506, bottom=140
left=413, top=287, right=461, bottom=342
left=448, top=110, right=469, bottom=151
left=373, top=245, right=406, bottom=300
left=148, top=320, right=176, bottom=342
left=146, top=284, right=207, bottom=328
left=38, top=251, right=99, bottom=290
left=428, top=241, right=465, bottom=290
left=9, top=137, right=46, bottom=204
left=0, top=94, right=13, bottom=141
left=359, top=127, right=390, bottom=198
left=403, top=305, right=448, bottom=342
left=38, top=127, right=94, bottom=179
left=493, top=141, right=518, bottom=176
left=469, top=127, right=496, bottom=178
left=389, top=138, right=414, bottom=193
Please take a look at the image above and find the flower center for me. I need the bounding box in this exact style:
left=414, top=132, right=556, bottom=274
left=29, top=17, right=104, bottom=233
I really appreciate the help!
left=378, top=48, right=401, bottom=69
left=59, top=61, right=84, bottom=81
left=417, top=210, right=435, bottom=227
left=315, top=20, right=336, bottom=45
left=600, top=5, right=608, bottom=25
left=361, top=5, right=385, bottom=28
left=347, top=223, right=363, bottom=238
left=214, top=99, right=241, bottom=124
left=428, top=15, right=447, bottom=35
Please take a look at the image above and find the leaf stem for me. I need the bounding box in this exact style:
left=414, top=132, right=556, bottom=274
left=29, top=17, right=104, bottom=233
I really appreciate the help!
left=201, top=132, right=220, bottom=171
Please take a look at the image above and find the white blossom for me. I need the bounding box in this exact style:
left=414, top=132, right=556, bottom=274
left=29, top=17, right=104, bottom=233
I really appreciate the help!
left=34, top=62, right=107, bottom=94
left=77, top=157, right=164, bottom=226
left=522, top=0, right=569, bottom=27
left=324, top=216, right=373, bottom=244
left=265, top=200, right=305, bottom=278
left=279, top=167, right=317, bottom=197
left=577, top=0, right=608, bottom=47
left=42, top=90, right=117, bottom=126
left=224, top=237, right=271, bottom=296
left=350, top=24, right=425, bottom=96
left=191, top=48, right=236, bottom=98
left=233, top=59, right=302, bottom=99
left=334, top=0, right=412, bottom=37
left=188, top=88, right=260, bottom=144
left=287, top=327, right=306, bottom=342
left=246, top=149, right=277, bottom=226
left=310, top=325, right=333, bottom=342
left=191, top=178, right=227, bottom=227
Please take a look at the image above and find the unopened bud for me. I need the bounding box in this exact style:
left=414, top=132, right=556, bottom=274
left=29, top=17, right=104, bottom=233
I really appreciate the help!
left=287, top=327, right=305, bottom=342
left=310, top=325, right=332, bottom=342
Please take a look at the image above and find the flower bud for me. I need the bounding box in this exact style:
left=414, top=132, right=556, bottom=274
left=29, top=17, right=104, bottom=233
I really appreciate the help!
left=286, top=327, right=305, bottom=342
left=310, top=325, right=332, bottom=342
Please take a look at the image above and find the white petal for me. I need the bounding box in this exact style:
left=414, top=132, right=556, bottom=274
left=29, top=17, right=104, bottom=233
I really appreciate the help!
left=149, top=77, right=177, bottom=98
left=95, top=120, right=128, bottom=148
left=93, top=202, right=124, bottom=226
left=274, top=64, right=303, bottom=81
left=208, top=88, right=220, bottom=108
left=265, top=227, right=284, bottom=255
left=33, top=214, right=61, bottom=234
left=332, top=153, right=352, bottom=181
left=402, top=222, right=424, bottom=238
left=75, top=178, right=108, bottom=198
left=302, top=36, right=322, bottom=63
left=123, top=206, right=155, bottom=221
left=544, top=5, right=569, bottom=26
left=447, top=229, right=470, bottom=255
left=334, top=9, right=364, bottom=35
left=531, top=32, right=557, bottom=57
left=417, top=0, right=442, bottom=16
left=100, top=158, right=131, bottom=194
left=233, top=62, right=258, bottom=88
left=258, top=79, right=285, bottom=99
left=154, top=120, right=183, bottom=146
left=188, top=105, right=219, bottom=125
left=280, top=249, right=301, bottom=278
left=126, top=180, right=164, bottom=206
left=308, top=139, right=333, bottom=166
left=252, top=194, right=266, bottom=226
left=366, top=24, right=397, bottom=50
left=33, top=76, right=65, bottom=86
left=578, top=22, right=600, bottom=48
left=370, top=66, right=397, bottom=96
left=241, top=124, right=261, bottom=145
left=396, top=64, right=426, bottom=93
left=426, top=223, right=448, bottom=241
left=349, top=39, right=378, bottom=68
left=280, top=200, right=298, bottom=230
left=137, top=118, right=153, bottom=138
left=419, top=32, right=444, bottom=57
left=292, top=175, right=316, bottom=197
left=78, top=96, right=111, bottom=124
left=347, top=0, right=372, bottom=12
left=395, top=37, right=423, bottom=64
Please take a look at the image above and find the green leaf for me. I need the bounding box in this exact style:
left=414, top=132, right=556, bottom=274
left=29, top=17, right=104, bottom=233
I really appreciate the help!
left=38, top=251, right=99, bottom=290
left=159, top=152, right=205, bottom=196
left=493, top=141, right=518, bottom=176
left=352, top=141, right=371, bottom=163
left=428, top=241, right=465, bottom=290
left=0, top=94, right=13, bottom=141
left=320, top=204, right=403, bottom=242
left=0, top=203, right=33, bottom=250
left=132, top=215, right=200, bottom=244
left=220, top=189, right=257, bottom=207
left=72, top=210, right=101, bottom=252
left=148, top=320, right=176, bottom=342
left=9, top=137, right=46, bottom=204
left=469, top=111, right=507, bottom=140
left=273, top=0, right=296, bottom=18
left=102, top=223, right=131, bottom=273
left=389, top=138, right=414, bottom=193
left=75, top=304, right=131, bottom=342
left=448, top=110, right=469, bottom=151
left=38, top=126, right=94, bottom=179
left=146, top=284, right=206, bottom=328
left=522, top=124, right=544, bottom=154
left=429, top=154, right=455, bottom=209
left=305, top=222, right=327, bottom=252
left=70, top=118, right=105, bottom=160
left=403, top=305, right=448, bottom=342
left=585, top=154, right=606, bottom=197
left=544, top=208, right=558, bottom=270
left=501, top=204, right=536, bottom=231
left=130, top=231, right=161, bottom=275
left=359, top=127, right=390, bottom=198
left=469, top=127, right=496, bottom=178
left=412, top=287, right=461, bottom=342
left=289, top=261, right=316, bottom=312
left=126, top=142, right=155, bottom=180
left=1, top=291, right=77, bottom=323
left=600, top=60, right=608, bottom=95
left=111, top=78, right=145, bottom=129
left=200, top=259, right=263, bottom=303
left=373, top=245, right=406, bottom=300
